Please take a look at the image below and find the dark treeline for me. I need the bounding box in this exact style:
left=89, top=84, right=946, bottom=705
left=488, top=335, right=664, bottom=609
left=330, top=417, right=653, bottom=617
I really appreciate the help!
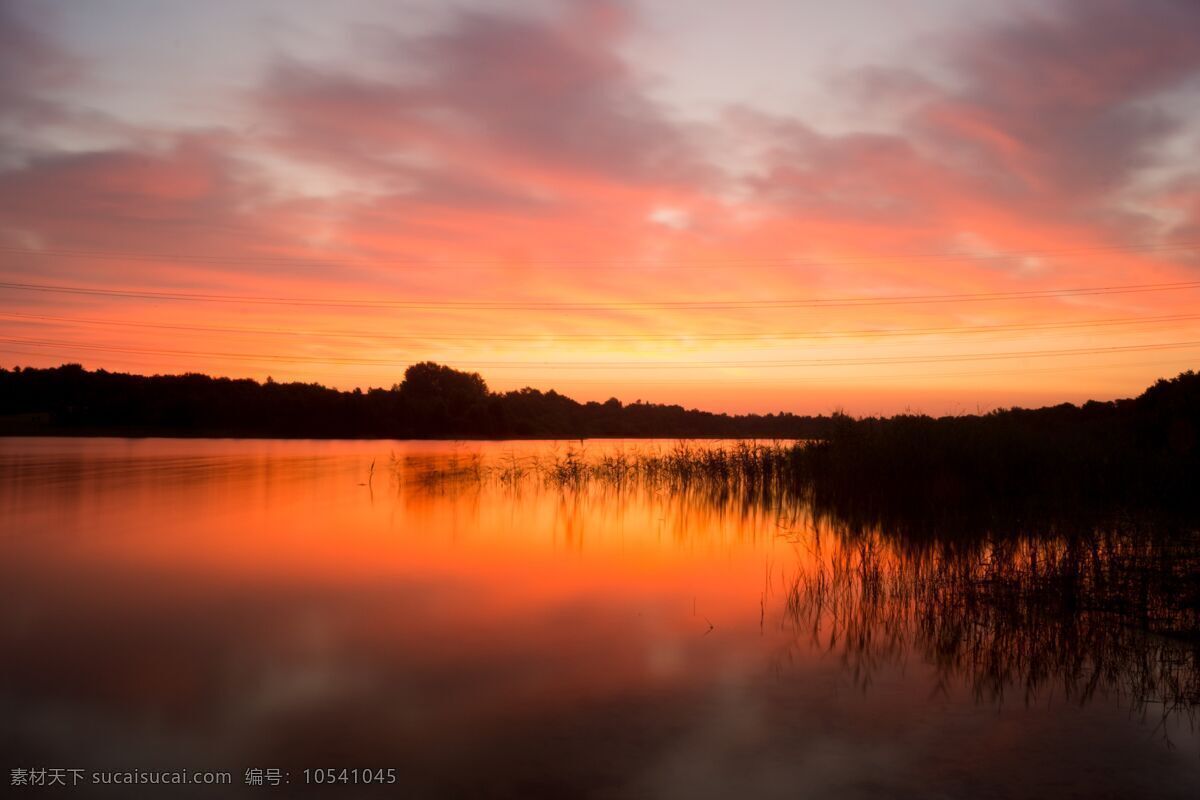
left=791, top=369, right=1200, bottom=525
left=0, top=362, right=835, bottom=439
left=2, top=361, right=1198, bottom=519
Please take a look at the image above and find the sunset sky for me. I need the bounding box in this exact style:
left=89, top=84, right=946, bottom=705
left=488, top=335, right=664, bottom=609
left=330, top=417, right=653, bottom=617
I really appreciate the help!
left=2, top=0, right=1199, bottom=414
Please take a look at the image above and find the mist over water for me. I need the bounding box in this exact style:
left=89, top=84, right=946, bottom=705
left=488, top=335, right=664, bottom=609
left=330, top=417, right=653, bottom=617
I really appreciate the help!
left=1, top=438, right=1198, bottom=798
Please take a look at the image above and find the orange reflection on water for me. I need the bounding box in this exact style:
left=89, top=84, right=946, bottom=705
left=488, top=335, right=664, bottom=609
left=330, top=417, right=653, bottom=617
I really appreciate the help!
left=1, top=437, right=1198, bottom=799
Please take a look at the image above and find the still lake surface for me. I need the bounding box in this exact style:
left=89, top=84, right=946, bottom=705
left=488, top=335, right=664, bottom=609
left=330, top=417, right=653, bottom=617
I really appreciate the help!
left=1, top=437, right=1198, bottom=798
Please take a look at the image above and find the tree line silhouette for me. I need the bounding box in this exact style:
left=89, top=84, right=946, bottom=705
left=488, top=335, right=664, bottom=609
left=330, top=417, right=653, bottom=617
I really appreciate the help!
left=0, top=362, right=835, bottom=439
left=1, top=361, right=1197, bottom=514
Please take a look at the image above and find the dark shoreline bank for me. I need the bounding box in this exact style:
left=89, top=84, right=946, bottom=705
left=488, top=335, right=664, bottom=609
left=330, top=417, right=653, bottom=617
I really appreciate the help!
left=4, top=362, right=1198, bottom=521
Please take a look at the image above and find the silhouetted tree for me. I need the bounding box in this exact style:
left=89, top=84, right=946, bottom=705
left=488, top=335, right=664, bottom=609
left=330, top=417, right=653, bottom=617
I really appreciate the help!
left=398, top=362, right=490, bottom=433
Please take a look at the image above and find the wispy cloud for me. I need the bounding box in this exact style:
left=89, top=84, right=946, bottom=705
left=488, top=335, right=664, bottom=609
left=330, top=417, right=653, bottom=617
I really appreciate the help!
left=2, top=0, right=1199, bottom=412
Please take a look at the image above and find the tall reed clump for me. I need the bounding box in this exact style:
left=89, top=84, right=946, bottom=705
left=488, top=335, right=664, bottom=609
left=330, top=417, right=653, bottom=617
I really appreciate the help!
left=391, top=441, right=808, bottom=497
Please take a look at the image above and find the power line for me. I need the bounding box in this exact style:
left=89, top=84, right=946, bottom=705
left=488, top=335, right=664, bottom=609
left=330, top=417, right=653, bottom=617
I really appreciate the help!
left=1, top=239, right=1196, bottom=270
left=4, top=278, right=1200, bottom=310
left=4, top=335, right=1199, bottom=369
left=1, top=309, right=1198, bottom=343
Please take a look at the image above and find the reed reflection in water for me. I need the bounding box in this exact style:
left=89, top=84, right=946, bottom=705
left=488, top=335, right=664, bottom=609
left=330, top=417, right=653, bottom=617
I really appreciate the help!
left=1, top=437, right=1198, bottom=798
left=779, top=528, right=1200, bottom=730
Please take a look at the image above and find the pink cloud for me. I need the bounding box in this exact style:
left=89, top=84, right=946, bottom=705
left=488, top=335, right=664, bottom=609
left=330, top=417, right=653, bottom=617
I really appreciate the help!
left=2, top=0, right=1199, bottom=411
left=260, top=1, right=710, bottom=193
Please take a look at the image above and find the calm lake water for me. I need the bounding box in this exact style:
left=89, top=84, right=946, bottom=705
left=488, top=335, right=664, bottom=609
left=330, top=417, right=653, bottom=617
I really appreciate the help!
left=1, top=437, right=1198, bottom=798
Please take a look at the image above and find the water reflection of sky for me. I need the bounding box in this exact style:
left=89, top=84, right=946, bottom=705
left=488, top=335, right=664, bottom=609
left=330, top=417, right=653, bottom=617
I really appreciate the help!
left=1, top=438, right=1197, bottom=798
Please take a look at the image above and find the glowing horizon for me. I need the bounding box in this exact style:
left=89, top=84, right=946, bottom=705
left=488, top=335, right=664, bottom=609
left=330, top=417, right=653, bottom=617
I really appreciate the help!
left=2, top=0, right=1200, bottom=415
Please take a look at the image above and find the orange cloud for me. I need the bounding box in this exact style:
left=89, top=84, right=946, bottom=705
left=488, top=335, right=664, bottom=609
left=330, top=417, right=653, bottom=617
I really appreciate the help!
left=2, top=0, right=1199, bottom=414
